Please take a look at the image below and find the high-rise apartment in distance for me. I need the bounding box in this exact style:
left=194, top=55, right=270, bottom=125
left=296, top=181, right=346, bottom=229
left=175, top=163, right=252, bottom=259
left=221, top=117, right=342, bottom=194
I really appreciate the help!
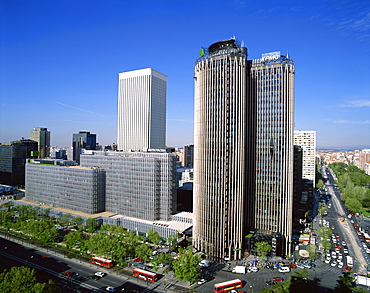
left=294, top=130, right=316, bottom=184
left=72, top=131, right=97, bottom=164
left=194, top=39, right=249, bottom=260
left=117, top=68, right=167, bottom=152
left=193, top=39, right=295, bottom=259
left=30, top=127, right=50, bottom=158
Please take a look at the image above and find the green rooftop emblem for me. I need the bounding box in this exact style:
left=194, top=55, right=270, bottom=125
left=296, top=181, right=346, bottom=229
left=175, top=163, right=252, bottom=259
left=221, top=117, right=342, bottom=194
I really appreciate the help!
left=199, top=48, right=205, bottom=57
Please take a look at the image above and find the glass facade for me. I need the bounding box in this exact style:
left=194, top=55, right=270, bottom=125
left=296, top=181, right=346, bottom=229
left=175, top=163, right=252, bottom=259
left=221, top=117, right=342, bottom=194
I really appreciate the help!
left=72, top=131, right=97, bottom=164
left=25, top=161, right=105, bottom=214
left=80, top=151, right=176, bottom=221
left=250, top=54, right=295, bottom=256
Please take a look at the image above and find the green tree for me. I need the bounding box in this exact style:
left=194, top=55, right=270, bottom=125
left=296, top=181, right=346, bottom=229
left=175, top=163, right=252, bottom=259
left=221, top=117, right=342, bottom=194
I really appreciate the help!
left=166, top=234, right=179, bottom=247
left=255, top=241, right=272, bottom=260
left=172, top=247, right=201, bottom=284
left=147, top=228, right=162, bottom=245
left=135, top=243, right=152, bottom=261
left=0, top=266, right=56, bottom=293
left=85, top=233, right=116, bottom=257
left=22, top=219, right=58, bottom=243
left=318, top=202, right=328, bottom=217
left=334, top=271, right=355, bottom=293
left=40, top=208, right=51, bottom=219
left=85, top=218, right=100, bottom=233
left=72, top=217, right=84, bottom=227
left=0, top=210, right=13, bottom=230
left=316, top=179, right=324, bottom=190
left=60, top=213, right=73, bottom=227
left=64, top=231, right=83, bottom=249
left=100, top=223, right=114, bottom=233
left=289, top=268, right=313, bottom=292
left=3, top=201, right=14, bottom=212
left=344, top=197, right=363, bottom=214
left=306, top=244, right=318, bottom=260
left=151, top=252, right=171, bottom=270
left=321, top=239, right=331, bottom=252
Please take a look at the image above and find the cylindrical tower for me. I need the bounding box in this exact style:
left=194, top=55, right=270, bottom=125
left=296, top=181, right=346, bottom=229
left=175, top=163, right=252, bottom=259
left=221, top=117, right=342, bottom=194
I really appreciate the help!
left=193, top=39, right=248, bottom=260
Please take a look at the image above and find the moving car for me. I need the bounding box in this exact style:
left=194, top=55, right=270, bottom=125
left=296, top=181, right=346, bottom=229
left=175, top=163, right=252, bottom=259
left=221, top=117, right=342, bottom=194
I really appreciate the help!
left=95, top=272, right=106, bottom=278
left=278, top=267, right=290, bottom=273
left=247, top=266, right=259, bottom=273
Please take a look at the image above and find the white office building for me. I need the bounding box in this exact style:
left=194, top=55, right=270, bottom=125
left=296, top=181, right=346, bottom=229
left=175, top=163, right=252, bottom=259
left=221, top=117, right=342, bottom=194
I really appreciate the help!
left=117, top=68, right=167, bottom=152
left=294, top=130, right=316, bottom=184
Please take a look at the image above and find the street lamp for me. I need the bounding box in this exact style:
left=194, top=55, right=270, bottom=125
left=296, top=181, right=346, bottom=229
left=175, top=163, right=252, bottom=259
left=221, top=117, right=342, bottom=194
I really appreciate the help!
left=25, top=255, right=33, bottom=267
left=250, top=285, right=253, bottom=293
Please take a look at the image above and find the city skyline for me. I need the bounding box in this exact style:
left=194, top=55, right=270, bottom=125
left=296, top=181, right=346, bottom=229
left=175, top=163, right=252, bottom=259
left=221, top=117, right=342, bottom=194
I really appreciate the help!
left=1, top=0, right=370, bottom=148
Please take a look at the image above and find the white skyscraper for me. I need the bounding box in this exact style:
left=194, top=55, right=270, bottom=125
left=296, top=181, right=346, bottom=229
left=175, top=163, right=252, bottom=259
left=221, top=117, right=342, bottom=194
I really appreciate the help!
left=294, top=130, right=316, bottom=184
left=117, top=68, right=167, bottom=151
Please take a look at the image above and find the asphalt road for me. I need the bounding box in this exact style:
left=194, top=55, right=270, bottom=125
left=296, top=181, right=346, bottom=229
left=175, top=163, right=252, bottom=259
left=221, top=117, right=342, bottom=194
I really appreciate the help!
left=0, top=237, right=148, bottom=292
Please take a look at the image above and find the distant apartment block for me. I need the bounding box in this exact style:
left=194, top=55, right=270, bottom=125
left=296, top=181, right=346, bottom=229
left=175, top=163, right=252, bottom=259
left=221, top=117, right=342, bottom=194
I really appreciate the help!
left=30, top=127, right=50, bottom=158
left=117, top=68, right=167, bottom=152
left=81, top=150, right=176, bottom=221
left=176, top=167, right=193, bottom=188
left=179, top=145, right=194, bottom=167
left=25, top=159, right=105, bottom=214
left=72, top=131, right=97, bottom=164
left=294, top=130, right=316, bottom=184
left=0, top=139, right=38, bottom=186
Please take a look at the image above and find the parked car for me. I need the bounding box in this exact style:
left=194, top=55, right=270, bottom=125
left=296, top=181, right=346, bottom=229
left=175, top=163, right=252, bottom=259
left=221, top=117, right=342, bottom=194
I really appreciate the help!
left=199, top=260, right=210, bottom=267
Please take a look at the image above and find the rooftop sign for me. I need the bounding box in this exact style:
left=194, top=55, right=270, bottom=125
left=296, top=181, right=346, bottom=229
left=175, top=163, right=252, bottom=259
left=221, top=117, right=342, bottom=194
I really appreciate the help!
left=261, top=51, right=281, bottom=62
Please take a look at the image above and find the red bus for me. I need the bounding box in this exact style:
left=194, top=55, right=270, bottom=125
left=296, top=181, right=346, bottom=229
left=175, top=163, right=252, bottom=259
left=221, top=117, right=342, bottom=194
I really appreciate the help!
left=214, top=279, right=243, bottom=293
left=91, top=257, right=113, bottom=268
left=132, top=268, right=158, bottom=282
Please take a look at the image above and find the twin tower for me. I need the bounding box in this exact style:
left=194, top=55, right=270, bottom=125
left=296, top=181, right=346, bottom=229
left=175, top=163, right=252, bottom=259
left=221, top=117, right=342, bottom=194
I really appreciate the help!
left=117, top=38, right=295, bottom=260
left=193, top=38, right=295, bottom=260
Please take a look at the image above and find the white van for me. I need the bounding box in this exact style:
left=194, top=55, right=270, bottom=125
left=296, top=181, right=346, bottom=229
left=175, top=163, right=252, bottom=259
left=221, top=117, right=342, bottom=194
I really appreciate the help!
left=278, top=266, right=290, bottom=273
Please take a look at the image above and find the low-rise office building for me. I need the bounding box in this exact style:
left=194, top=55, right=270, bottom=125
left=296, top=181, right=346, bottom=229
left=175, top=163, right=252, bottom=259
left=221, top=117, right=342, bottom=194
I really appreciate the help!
left=25, top=159, right=105, bottom=214
left=81, top=150, right=177, bottom=221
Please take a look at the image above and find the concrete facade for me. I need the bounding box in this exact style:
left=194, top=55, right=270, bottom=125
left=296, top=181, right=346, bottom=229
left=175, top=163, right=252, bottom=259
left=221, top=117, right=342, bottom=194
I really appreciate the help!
left=117, top=68, right=167, bottom=152
left=294, top=130, right=316, bottom=184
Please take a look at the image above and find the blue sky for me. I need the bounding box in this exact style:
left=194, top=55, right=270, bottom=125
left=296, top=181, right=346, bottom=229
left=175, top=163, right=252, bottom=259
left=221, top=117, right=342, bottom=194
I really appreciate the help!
left=1, top=0, right=369, bottom=149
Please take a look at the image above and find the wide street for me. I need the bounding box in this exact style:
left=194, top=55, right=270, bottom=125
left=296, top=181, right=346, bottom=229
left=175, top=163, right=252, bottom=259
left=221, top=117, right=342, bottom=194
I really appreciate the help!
left=1, top=166, right=369, bottom=293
